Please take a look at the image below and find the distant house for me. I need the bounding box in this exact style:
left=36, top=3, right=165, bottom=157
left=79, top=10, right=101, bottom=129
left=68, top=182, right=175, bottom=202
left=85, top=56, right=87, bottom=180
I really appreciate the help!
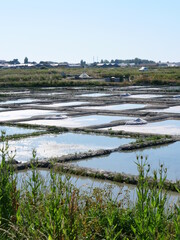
left=167, top=63, right=178, bottom=67
left=139, top=66, right=148, bottom=72
left=79, top=73, right=90, bottom=79
left=118, top=63, right=128, bottom=67
left=0, top=60, right=6, bottom=64
left=97, top=63, right=106, bottom=68
left=58, top=62, right=69, bottom=68
left=0, top=60, right=8, bottom=69
left=68, top=64, right=81, bottom=68
left=158, top=62, right=168, bottom=67
left=105, top=77, right=123, bottom=83
left=97, top=63, right=120, bottom=68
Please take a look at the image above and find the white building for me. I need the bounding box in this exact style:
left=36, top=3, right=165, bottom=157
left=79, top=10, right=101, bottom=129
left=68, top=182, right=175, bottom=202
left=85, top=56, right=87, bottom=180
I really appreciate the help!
left=79, top=73, right=90, bottom=79
left=139, top=66, right=148, bottom=72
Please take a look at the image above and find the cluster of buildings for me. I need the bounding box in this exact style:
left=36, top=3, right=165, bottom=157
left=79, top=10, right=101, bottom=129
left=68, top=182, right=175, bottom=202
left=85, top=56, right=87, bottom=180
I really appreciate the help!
left=0, top=60, right=179, bottom=70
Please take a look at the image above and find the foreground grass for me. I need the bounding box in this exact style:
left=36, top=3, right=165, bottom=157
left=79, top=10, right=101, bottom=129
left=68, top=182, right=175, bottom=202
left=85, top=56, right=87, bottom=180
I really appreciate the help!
left=0, top=134, right=180, bottom=239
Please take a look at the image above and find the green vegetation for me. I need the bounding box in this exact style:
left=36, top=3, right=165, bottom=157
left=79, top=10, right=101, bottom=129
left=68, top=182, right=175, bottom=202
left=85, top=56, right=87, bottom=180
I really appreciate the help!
left=134, top=135, right=173, bottom=146
left=136, top=135, right=165, bottom=142
left=0, top=131, right=47, bottom=142
left=0, top=67, right=180, bottom=88
left=0, top=123, right=69, bottom=142
left=0, top=134, right=180, bottom=239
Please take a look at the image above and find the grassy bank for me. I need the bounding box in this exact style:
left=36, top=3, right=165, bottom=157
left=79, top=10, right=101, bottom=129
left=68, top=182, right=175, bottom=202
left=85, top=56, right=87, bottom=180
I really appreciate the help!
left=0, top=134, right=180, bottom=239
left=0, top=67, right=180, bottom=88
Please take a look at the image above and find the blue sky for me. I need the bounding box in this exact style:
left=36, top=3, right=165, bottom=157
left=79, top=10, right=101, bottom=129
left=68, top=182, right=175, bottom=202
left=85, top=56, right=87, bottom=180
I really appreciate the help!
left=0, top=0, right=179, bottom=63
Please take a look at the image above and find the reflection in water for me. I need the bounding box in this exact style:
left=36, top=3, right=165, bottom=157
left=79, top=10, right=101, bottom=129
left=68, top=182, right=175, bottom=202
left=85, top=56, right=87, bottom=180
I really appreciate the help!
left=75, top=141, right=180, bottom=181
left=78, top=103, right=146, bottom=111
left=0, top=98, right=39, bottom=105
left=105, top=120, right=180, bottom=135
left=6, top=133, right=134, bottom=162
left=0, top=126, right=38, bottom=135
left=22, top=114, right=134, bottom=128
left=17, top=170, right=179, bottom=206
left=80, top=93, right=111, bottom=97
left=0, top=109, right=59, bottom=121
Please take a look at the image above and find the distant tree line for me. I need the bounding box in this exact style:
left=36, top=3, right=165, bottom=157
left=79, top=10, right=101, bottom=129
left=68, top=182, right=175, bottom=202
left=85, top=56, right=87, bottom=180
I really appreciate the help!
left=6, top=57, right=36, bottom=65
left=8, top=59, right=20, bottom=64
left=100, top=58, right=155, bottom=65
left=5, top=57, right=155, bottom=66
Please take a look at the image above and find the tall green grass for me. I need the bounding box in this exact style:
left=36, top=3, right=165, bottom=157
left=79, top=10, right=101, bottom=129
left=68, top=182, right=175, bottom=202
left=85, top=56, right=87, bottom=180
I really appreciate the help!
left=0, top=134, right=179, bottom=239
left=0, top=67, right=180, bottom=87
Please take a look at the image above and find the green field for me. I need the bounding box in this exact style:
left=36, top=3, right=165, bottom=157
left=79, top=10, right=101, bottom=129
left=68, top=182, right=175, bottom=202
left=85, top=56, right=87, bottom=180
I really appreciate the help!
left=0, top=67, right=179, bottom=88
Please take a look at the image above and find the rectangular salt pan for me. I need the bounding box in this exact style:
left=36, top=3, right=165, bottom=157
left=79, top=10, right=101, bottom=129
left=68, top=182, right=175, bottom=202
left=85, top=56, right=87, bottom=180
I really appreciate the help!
left=0, top=99, right=40, bottom=105
left=5, top=133, right=134, bottom=162
left=80, top=93, right=112, bottom=97
left=103, top=120, right=180, bottom=136
left=0, top=126, right=38, bottom=136
left=127, top=94, right=163, bottom=99
left=33, top=101, right=88, bottom=108
left=0, top=109, right=59, bottom=121
left=17, top=170, right=179, bottom=204
left=74, top=141, right=180, bottom=181
left=143, top=106, right=180, bottom=114
left=77, top=104, right=146, bottom=111
left=21, top=115, right=134, bottom=128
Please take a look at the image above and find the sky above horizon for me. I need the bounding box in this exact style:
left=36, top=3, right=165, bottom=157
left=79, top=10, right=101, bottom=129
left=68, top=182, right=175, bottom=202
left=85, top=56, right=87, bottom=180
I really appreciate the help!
left=0, top=0, right=179, bottom=63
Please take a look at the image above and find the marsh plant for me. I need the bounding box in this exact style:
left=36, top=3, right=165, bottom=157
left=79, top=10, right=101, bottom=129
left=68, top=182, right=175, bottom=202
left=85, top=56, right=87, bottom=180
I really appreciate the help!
left=0, top=134, right=179, bottom=239
left=0, top=132, right=19, bottom=229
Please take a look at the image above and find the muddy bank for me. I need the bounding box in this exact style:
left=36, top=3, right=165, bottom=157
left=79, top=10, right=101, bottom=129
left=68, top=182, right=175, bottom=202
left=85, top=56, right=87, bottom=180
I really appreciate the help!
left=54, top=163, right=180, bottom=192
left=50, top=149, right=114, bottom=163
left=14, top=148, right=115, bottom=169
left=119, top=138, right=175, bottom=151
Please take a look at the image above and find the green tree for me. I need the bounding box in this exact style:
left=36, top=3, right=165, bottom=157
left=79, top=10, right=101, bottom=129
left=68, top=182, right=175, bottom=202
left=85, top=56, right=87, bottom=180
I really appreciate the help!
left=9, top=59, right=20, bottom=64
left=24, top=57, right=28, bottom=64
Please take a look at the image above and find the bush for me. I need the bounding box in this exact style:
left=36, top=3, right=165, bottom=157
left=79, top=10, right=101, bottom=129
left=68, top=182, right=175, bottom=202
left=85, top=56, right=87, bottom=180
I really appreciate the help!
left=0, top=132, right=19, bottom=238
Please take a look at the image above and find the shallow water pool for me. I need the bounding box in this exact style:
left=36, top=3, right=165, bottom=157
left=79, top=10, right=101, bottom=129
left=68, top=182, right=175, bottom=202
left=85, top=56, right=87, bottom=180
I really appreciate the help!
left=0, top=126, right=38, bottom=136
left=80, top=93, right=112, bottom=97
left=127, top=94, right=163, bottom=99
left=144, top=106, right=180, bottom=114
left=0, top=109, right=59, bottom=122
left=7, top=132, right=134, bottom=162
left=0, top=98, right=40, bottom=105
left=34, top=101, right=88, bottom=108
left=77, top=103, right=146, bottom=111
left=17, top=170, right=135, bottom=202
left=16, top=169, right=180, bottom=205
left=21, top=115, right=134, bottom=128
left=103, top=120, right=180, bottom=135
left=74, top=141, right=180, bottom=181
